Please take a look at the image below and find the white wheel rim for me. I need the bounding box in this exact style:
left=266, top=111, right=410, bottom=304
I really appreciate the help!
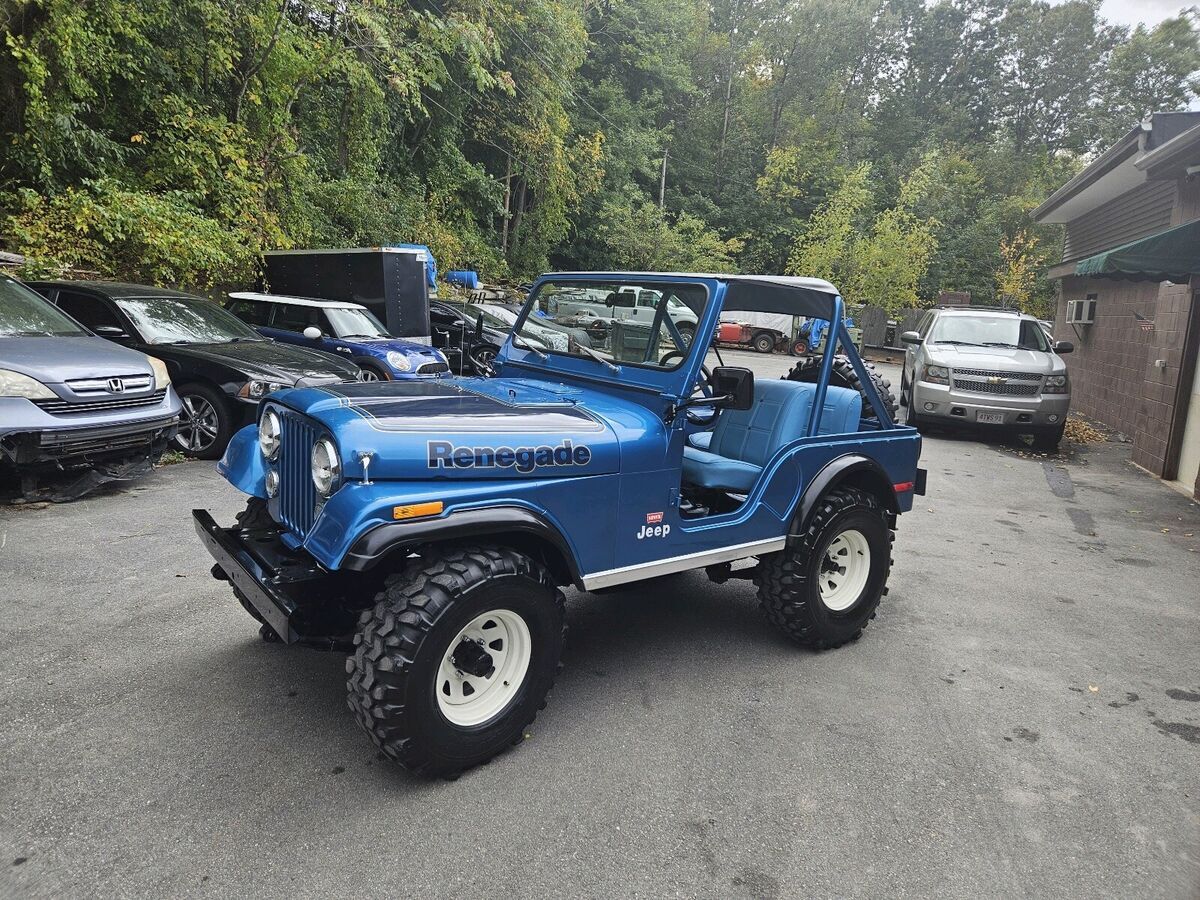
left=436, top=609, right=532, bottom=727
left=360, top=369, right=381, bottom=382
left=818, top=529, right=871, bottom=612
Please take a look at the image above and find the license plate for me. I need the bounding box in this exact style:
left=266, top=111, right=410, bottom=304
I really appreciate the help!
left=976, top=412, right=1005, bottom=425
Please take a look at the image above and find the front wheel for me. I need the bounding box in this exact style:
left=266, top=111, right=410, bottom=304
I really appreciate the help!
left=174, top=383, right=233, bottom=459
left=1032, top=422, right=1066, bottom=452
left=675, top=324, right=695, bottom=348
left=345, top=546, right=566, bottom=777
left=755, top=487, right=893, bottom=650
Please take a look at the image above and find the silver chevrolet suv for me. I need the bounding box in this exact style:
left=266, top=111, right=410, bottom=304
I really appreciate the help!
left=899, top=307, right=1073, bottom=450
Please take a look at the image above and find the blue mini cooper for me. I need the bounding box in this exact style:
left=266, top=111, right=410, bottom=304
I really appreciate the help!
left=225, top=292, right=451, bottom=382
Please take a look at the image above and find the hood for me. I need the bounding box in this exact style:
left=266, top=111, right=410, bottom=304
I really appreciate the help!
left=0, top=335, right=153, bottom=383
left=927, top=343, right=1064, bottom=374
left=154, top=339, right=360, bottom=382
left=272, top=378, right=620, bottom=481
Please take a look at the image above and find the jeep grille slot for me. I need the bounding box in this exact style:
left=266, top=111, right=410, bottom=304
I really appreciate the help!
left=278, top=411, right=319, bottom=537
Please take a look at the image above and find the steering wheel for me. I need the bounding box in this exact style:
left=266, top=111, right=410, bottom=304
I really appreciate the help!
left=659, top=351, right=715, bottom=424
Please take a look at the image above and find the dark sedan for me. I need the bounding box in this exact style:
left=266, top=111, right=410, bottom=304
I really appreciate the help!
left=28, top=281, right=361, bottom=459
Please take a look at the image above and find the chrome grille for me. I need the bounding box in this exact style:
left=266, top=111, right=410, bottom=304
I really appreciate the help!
left=34, top=389, right=167, bottom=415
left=416, top=361, right=450, bottom=375
left=277, top=410, right=319, bottom=537
left=66, top=374, right=153, bottom=394
left=952, top=379, right=1040, bottom=397
left=952, top=368, right=1041, bottom=381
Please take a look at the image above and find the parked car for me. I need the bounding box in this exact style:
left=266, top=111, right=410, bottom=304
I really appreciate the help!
left=428, top=299, right=509, bottom=375
left=195, top=271, right=925, bottom=777
left=28, top=281, right=361, bottom=460
left=224, top=292, right=450, bottom=382
left=0, top=275, right=180, bottom=493
left=899, top=306, right=1073, bottom=449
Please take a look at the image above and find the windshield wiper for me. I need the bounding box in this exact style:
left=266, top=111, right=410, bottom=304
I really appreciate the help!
left=576, top=343, right=619, bottom=373
left=981, top=342, right=1019, bottom=348
left=933, top=339, right=983, bottom=346
left=511, top=335, right=548, bottom=361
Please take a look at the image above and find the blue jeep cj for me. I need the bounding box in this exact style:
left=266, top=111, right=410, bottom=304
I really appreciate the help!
left=195, top=272, right=925, bottom=776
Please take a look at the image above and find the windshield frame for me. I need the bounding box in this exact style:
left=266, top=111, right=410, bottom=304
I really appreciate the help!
left=114, top=295, right=266, bottom=345
left=510, top=278, right=710, bottom=373
left=0, top=276, right=90, bottom=338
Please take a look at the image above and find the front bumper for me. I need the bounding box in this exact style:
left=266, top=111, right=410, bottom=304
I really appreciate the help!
left=0, top=414, right=178, bottom=467
left=193, top=509, right=358, bottom=645
left=911, top=381, right=1069, bottom=429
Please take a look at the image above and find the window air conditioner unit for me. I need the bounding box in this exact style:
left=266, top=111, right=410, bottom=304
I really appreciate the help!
left=1066, top=296, right=1096, bottom=325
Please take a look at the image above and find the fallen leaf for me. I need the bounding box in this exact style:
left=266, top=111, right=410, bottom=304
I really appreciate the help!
left=1088, top=685, right=1099, bottom=693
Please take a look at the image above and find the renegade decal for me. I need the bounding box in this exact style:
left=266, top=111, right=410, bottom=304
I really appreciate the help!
left=428, top=439, right=592, bottom=474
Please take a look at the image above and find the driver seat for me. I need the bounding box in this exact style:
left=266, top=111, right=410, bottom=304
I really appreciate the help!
left=682, top=380, right=862, bottom=493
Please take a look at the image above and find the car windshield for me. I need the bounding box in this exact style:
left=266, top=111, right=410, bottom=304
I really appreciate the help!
left=518, top=280, right=707, bottom=370
left=325, top=306, right=390, bottom=338
left=0, top=277, right=88, bottom=337
left=929, top=315, right=1048, bottom=351
left=115, top=296, right=265, bottom=344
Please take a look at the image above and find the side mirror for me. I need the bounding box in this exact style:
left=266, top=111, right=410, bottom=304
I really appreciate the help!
left=710, top=366, right=754, bottom=411
left=1054, top=340, right=1074, bottom=354
left=900, top=330, right=922, bottom=345
left=303, top=326, right=323, bottom=340
left=93, top=325, right=129, bottom=339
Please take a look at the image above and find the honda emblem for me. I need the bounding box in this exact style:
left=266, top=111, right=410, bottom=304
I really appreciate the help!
left=107, top=377, right=125, bottom=393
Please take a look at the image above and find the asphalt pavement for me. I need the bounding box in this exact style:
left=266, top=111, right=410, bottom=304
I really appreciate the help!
left=2, top=353, right=1198, bottom=898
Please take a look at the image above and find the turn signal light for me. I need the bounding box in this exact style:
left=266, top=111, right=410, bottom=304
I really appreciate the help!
left=393, top=501, right=444, bottom=521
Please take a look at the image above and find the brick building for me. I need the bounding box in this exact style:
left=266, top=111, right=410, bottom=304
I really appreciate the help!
left=1033, top=112, right=1200, bottom=500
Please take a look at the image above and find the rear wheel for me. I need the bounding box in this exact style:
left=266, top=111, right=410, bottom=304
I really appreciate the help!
left=752, top=331, right=776, bottom=354
left=345, top=546, right=566, bottom=777
left=756, top=487, right=892, bottom=650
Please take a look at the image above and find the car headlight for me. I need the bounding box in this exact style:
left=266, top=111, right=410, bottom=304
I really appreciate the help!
left=0, top=369, right=55, bottom=400
left=923, top=365, right=950, bottom=385
left=386, top=351, right=411, bottom=372
left=259, top=410, right=281, bottom=460
left=1044, top=374, right=1069, bottom=394
left=311, top=437, right=340, bottom=496
left=238, top=380, right=289, bottom=401
left=147, top=355, right=171, bottom=388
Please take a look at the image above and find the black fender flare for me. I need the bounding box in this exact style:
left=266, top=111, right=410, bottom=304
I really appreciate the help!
left=341, top=505, right=583, bottom=587
left=790, top=454, right=898, bottom=538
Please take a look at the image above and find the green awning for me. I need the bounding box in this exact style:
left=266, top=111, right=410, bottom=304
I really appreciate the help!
left=1074, top=219, right=1200, bottom=282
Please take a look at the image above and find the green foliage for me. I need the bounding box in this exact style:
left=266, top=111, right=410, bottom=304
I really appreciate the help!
left=1, top=0, right=1197, bottom=298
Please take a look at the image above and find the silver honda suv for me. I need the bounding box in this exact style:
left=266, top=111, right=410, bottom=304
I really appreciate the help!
left=899, top=307, right=1073, bottom=450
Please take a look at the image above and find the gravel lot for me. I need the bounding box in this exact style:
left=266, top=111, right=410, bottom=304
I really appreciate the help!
left=2, top=353, right=1198, bottom=898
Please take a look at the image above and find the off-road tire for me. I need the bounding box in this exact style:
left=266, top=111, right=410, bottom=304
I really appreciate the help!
left=755, top=487, right=893, bottom=650
left=785, top=355, right=899, bottom=424
left=345, top=545, right=566, bottom=777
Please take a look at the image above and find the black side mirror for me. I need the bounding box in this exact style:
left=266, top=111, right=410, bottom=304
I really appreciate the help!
left=1054, top=340, right=1074, bottom=354
left=93, top=325, right=130, bottom=339
left=900, top=330, right=922, bottom=345
left=710, top=366, right=754, bottom=411
left=474, top=314, right=484, bottom=340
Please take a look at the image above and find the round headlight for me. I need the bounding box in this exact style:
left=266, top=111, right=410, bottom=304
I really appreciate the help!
left=311, top=438, right=340, bottom=496
left=386, top=351, right=411, bottom=372
left=259, top=410, right=281, bottom=460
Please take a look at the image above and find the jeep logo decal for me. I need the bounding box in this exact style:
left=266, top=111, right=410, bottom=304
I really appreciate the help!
left=427, top=439, right=592, bottom=474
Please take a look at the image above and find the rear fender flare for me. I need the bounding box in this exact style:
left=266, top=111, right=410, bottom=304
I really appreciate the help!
left=791, top=455, right=897, bottom=537
left=342, top=505, right=584, bottom=587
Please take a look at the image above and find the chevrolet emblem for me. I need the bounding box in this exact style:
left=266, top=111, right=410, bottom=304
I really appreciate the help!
left=987, top=376, right=1006, bottom=385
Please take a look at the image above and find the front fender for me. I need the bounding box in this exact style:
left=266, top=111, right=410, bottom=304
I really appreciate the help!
left=217, top=423, right=267, bottom=498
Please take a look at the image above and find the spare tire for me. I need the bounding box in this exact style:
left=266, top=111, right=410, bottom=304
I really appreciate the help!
left=784, top=355, right=899, bottom=424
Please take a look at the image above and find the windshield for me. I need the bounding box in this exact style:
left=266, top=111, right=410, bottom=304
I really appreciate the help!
left=519, top=280, right=707, bottom=370
left=326, top=306, right=390, bottom=338
left=0, top=277, right=88, bottom=337
left=115, top=296, right=265, bottom=344
left=929, top=315, right=1048, bottom=351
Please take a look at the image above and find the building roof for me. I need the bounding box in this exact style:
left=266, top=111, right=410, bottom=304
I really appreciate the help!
left=228, top=291, right=367, bottom=310
left=1032, top=112, right=1200, bottom=224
